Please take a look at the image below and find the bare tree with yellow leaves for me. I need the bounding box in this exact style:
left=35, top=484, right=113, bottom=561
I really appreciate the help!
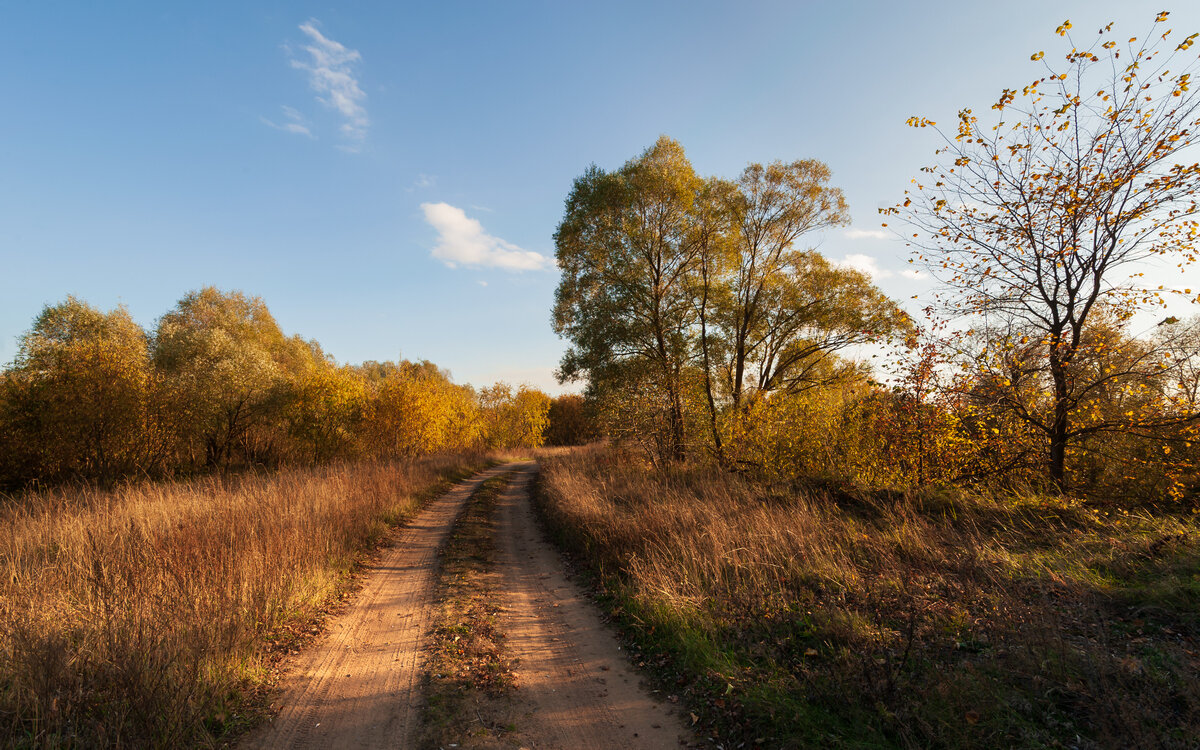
left=892, top=13, right=1200, bottom=490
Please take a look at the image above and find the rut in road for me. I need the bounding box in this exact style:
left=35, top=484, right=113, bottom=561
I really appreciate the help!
left=243, top=464, right=512, bottom=750
left=495, top=465, right=687, bottom=749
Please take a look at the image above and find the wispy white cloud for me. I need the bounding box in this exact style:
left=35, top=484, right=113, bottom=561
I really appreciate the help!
left=422, top=203, right=552, bottom=271
left=289, top=20, right=368, bottom=150
left=844, top=228, right=890, bottom=240
left=405, top=174, right=437, bottom=193
left=833, top=253, right=893, bottom=279
left=900, top=268, right=925, bottom=279
left=260, top=105, right=314, bottom=137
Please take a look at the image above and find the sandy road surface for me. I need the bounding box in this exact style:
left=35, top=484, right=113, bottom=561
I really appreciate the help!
left=497, top=466, right=688, bottom=749
left=244, top=464, right=513, bottom=750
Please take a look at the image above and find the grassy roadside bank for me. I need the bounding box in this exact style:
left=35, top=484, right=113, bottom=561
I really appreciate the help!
left=534, top=451, right=1200, bottom=749
left=0, top=454, right=489, bottom=748
left=421, top=472, right=518, bottom=750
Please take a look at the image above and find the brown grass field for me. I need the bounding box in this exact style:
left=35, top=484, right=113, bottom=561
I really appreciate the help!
left=5, top=443, right=1197, bottom=748
left=536, top=449, right=1200, bottom=749
left=0, top=455, right=486, bottom=748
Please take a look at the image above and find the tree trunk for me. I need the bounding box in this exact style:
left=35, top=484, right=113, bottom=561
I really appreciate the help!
left=732, top=352, right=745, bottom=414
left=696, top=272, right=726, bottom=466
left=668, top=375, right=686, bottom=463
left=700, top=362, right=724, bottom=466
left=1048, top=354, right=1070, bottom=493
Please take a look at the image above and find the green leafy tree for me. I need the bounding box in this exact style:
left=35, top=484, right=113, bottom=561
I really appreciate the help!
left=688, top=164, right=910, bottom=463
left=556, top=139, right=911, bottom=466
left=717, top=161, right=854, bottom=410
left=554, top=136, right=704, bottom=462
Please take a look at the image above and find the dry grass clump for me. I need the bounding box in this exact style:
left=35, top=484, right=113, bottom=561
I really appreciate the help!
left=536, top=450, right=1200, bottom=749
left=0, top=454, right=484, bottom=748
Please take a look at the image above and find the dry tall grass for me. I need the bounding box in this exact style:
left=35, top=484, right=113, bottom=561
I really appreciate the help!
left=537, top=450, right=1200, bottom=749
left=0, top=454, right=484, bottom=748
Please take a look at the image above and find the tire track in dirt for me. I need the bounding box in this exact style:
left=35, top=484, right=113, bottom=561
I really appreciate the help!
left=243, top=464, right=513, bottom=750
left=497, top=465, right=688, bottom=749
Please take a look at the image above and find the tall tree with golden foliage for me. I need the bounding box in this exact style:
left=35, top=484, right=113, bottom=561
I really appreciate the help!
left=361, top=360, right=480, bottom=458
left=152, top=287, right=314, bottom=468
left=3, top=297, right=159, bottom=480
left=287, top=365, right=368, bottom=463
left=478, top=383, right=551, bottom=449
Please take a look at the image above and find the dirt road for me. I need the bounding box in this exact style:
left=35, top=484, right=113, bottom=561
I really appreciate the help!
left=497, top=466, right=687, bottom=749
left=246, top=461, right=687, bottom=750
left=245, top=464, right=512, bottom=750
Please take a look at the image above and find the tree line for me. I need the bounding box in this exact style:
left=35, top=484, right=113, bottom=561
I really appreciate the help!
left=552, top=14, right=1200, bottom=500
left=0, top=287, right=585, bottom=488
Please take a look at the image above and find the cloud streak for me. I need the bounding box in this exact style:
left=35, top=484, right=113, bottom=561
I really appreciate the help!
left=844, top=228, right=889, bottom=240
left=833, top=253, right=892, bottom=279
left=422, top=203, right=551, bottom=271
left=289, top=20, right=368, bottom=150
left=260, top=105, right=314, bottom=137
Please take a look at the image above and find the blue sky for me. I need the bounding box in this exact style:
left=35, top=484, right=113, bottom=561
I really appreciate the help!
left=3, top=1, right=1198, bottom=393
